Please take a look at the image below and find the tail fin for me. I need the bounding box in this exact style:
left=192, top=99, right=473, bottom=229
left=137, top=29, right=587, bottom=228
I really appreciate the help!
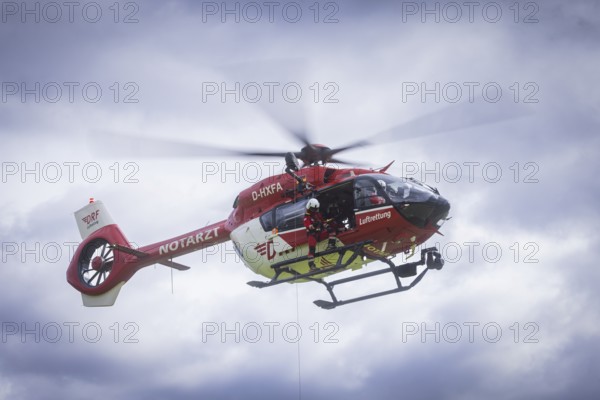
left=67, top=200, right=132, bottom=307
left=75, top=199, right=115, bottom=240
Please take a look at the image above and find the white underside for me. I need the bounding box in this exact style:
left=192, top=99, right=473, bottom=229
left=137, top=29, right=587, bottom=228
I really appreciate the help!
left=81, top=281, right=125, bottom=307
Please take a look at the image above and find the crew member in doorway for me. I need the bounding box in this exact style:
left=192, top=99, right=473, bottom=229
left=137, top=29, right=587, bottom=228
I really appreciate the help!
left=304, top=198, right=337, bottom=270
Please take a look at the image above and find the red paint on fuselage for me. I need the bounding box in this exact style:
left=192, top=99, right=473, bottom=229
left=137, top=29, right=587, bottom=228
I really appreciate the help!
left=226, top=165, right=440, bottom=260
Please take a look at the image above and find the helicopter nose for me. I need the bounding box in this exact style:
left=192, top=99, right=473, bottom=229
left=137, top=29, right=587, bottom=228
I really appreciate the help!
left=395, top=194, right=451, bottom=228
left=429, top=195, right=450, bottom=227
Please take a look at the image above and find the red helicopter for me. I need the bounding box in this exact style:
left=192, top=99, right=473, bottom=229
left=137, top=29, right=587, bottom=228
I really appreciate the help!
left=66, top=124, right=451, bottom=309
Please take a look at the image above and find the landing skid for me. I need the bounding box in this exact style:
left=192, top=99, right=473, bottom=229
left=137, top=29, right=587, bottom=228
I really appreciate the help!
left=313, top=248, right=443, bottom=309
left=247, top=243, right=444, bottom=309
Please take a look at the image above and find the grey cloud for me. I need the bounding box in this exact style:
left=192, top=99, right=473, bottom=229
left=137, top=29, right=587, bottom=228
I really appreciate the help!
left=1, top=0, right=600, bottom=399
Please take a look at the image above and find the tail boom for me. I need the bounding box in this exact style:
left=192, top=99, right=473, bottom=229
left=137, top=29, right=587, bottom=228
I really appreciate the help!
left=66, top=200, right=230, bottom=306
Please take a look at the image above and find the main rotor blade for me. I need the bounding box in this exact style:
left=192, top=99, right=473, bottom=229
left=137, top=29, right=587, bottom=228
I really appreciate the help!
left=328, top=157, right=365, bottom=166
left=325, top=141, right=370, bottom=157
left=319, top=100, right=532, bottom=163
left=251, top=91, right=313, bottom=148
left=219, top=58, right=313, bottom=146
left=287, top=128, right=312, bottom=147
left=365, top=100, right=532, bottom=145
left=90, top=132, right=289, bottom=159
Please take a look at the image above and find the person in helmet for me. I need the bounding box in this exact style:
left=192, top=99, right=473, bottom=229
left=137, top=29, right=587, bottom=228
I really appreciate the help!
left=365, top=184, right=386, bottom=206
left=325, top=201, right=346, bottom=232
left=355, top=181, right=387, bottom=209
left=304, top=198, right=337, bottom=270
left=378, top=178, right=399, bottom=198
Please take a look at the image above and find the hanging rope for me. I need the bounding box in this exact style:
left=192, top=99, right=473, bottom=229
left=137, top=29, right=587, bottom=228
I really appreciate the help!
left=296, top=284, right=302, bottom=400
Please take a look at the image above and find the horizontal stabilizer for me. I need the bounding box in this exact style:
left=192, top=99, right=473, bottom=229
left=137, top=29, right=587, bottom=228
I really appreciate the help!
left=111, top=243, right=148, bottom=258
left=158, top=260, right=190, bottom=271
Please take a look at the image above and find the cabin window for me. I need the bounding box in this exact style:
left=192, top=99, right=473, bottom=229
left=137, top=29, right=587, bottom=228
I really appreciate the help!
left=259, top=199, right=309, bottom=232
left=274, top=199, right=309, bottom=232
left=259, top=210, right=275, bottom=231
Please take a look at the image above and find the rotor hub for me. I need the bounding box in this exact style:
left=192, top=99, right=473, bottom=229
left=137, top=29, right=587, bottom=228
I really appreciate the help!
left=91, top=256, right=104, bottom=270
left=299, top=144, right=332, bottom=165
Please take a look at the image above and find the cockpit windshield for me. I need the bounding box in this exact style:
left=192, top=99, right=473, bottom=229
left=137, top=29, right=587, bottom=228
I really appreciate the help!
left=365, top=174, right=449, bottom=228
left=370, top=175, right=437, bottom=204
left=377, top=175, right=435, bottom=203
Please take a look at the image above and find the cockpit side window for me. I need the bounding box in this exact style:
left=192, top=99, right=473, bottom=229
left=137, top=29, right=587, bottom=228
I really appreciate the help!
left=354, top=178, right=388, bottom=210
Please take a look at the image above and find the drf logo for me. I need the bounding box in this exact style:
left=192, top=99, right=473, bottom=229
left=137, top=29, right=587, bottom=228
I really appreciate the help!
left=255, top=241, right=276, bottom=261
left=82, top=210, right=100, bottom=226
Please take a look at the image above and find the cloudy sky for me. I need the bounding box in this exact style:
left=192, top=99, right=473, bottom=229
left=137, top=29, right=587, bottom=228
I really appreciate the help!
left=1, top=0, right=600, bottom=398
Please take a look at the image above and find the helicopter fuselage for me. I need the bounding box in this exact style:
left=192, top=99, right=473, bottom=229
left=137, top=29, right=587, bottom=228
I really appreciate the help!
left=66, top=163, right=450, bottom=306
